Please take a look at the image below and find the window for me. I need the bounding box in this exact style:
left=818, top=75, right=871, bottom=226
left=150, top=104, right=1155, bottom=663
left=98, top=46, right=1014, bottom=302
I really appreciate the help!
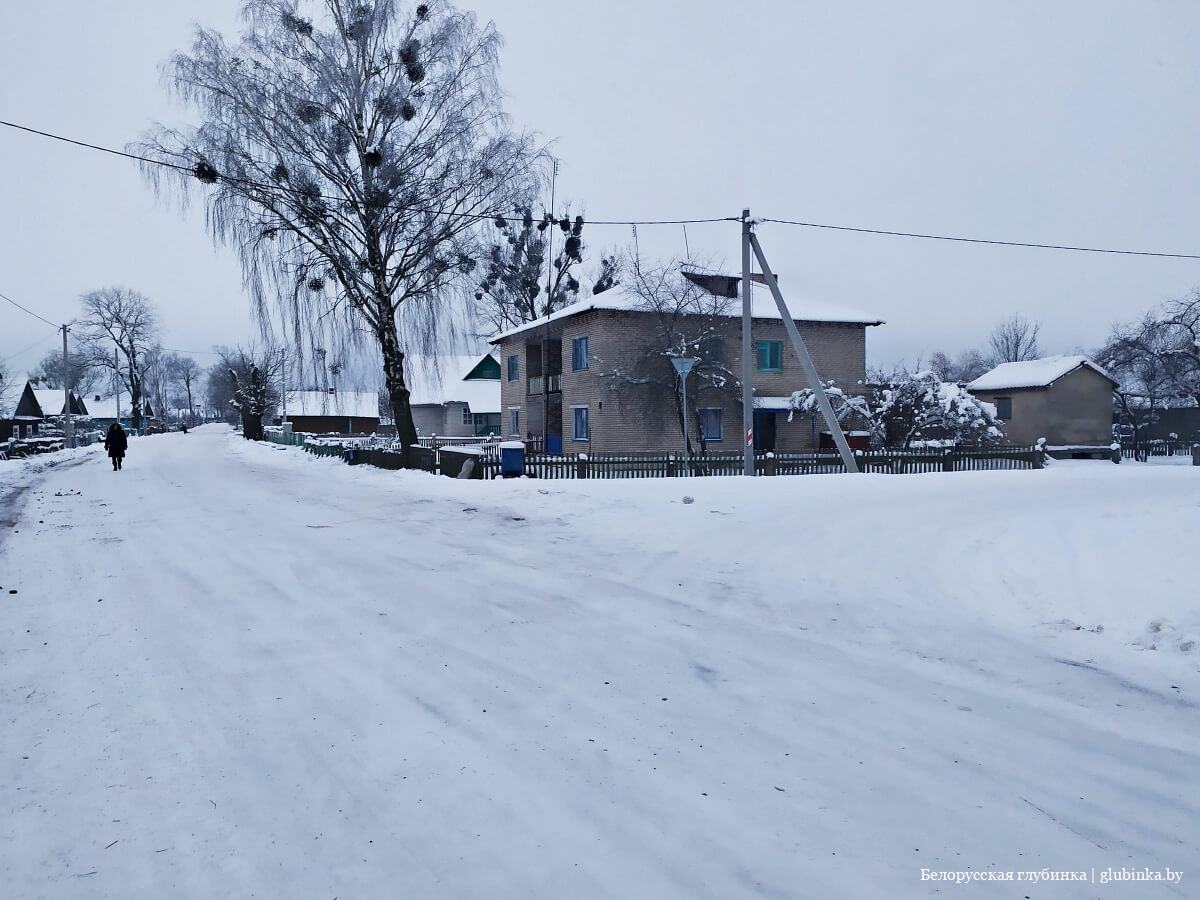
left=699, top=408, right=723, bottom=442
left=572, top=405, right=590, bottom=442
left=755, top=340, right=782, bottom=372
left=995, top=397, right=1012, bottom=420
left=509, top=407, right=520, bottom=435
left=507, top=354, right=519, bottom=382
left=572, top=336, right=589, bottom=371
left=462, top=406, right=473, bottom=426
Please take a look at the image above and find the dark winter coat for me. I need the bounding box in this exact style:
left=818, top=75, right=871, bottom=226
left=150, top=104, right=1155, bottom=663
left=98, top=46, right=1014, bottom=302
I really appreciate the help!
left=104, top=425, right=128, bottom=459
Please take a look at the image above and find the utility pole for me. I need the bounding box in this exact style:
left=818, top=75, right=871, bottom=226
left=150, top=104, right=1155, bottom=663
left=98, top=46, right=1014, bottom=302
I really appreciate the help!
left=61, top=324, right=74, bottom=449
left=747, top=228, right=860, bottom=474
left=741, top=210, right=754, bottom=476
left=543, top=158, right=558, bottom=454
left=115, top=346, right=121, bottom=424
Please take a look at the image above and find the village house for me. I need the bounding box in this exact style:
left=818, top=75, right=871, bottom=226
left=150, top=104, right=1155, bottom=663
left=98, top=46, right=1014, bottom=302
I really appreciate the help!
left=490, top=279, right=883, bottom=454
left=405, top=352, right=502, bottom=438
left=283, top=390, right=381, bottom=434
left=968, top=356, right=1118, bottom=457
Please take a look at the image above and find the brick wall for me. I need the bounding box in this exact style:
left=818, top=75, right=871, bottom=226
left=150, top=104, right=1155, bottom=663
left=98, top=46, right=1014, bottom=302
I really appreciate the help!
left=495, top=309, right=871, bottom=452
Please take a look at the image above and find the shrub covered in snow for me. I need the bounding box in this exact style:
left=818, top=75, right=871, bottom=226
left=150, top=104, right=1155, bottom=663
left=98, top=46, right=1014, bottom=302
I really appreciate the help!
left=789, top=372, right=1006, bottom=449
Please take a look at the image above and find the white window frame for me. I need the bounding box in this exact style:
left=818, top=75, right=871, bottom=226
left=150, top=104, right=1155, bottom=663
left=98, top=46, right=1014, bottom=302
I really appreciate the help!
left=461, top=405, right=473, bottom=426
left=507, top=354, right=519, bottom=382
left=699, top=407, right=723, bottom=442
left=571, top=404, right=590, bottom=442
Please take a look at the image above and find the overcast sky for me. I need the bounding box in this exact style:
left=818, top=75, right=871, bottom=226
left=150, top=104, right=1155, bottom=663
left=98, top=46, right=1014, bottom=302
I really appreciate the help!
left=3, top=0, right=1200, bottom=384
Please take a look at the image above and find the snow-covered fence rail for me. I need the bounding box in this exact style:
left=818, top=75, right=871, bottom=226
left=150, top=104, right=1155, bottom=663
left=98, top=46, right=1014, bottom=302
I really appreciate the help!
left=1120, top=440, right=1197, bottom=461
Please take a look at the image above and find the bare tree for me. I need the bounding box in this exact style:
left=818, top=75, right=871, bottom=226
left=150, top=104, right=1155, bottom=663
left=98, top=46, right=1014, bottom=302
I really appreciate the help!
left=598, top=259, right=740, bottom=458
left=167, top=355, right=203, bottom=425
left=1158, top=291, right=1200, bottom=405
left=205, top=361, right=237, bottom=424
left=218, top=345, right=286, bottom=440
left=988, top=314, right=1042, bottom=365
left=137, top=0, right=539, bottom=464
left=76, top=287, right=159, bottom=429
left=0, top=359, right=15, bottom=416
left=28, top=347, right=103, bottom=396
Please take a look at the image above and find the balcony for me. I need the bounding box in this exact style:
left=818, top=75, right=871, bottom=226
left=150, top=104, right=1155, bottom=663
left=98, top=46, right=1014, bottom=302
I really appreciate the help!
left=527, top=374, right=561, bottom=396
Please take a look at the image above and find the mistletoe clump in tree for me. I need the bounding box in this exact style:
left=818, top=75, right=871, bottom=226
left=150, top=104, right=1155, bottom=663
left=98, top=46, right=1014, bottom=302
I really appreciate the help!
left=473, top=206, right=619, bottom=335
left=137, top=0, right=539, bottom=463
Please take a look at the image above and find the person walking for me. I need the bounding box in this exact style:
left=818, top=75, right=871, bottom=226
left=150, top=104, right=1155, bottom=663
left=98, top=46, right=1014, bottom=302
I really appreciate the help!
left=104, top=422, right=128, bottom=471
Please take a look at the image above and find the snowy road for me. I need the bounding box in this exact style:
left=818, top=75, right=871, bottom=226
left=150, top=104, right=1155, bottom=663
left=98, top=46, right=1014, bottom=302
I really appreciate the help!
left=1, top=427, right=1198, bottom=898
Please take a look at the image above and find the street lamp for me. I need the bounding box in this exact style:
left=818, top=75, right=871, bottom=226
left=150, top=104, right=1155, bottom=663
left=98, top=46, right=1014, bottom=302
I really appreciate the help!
left=670, top=355, right=698, bottom=460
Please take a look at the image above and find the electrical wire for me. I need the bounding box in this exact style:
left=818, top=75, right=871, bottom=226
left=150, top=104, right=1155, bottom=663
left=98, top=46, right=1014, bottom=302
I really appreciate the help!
left=0, top=289, right=60, bottom=329
left=3, top=117, right=1199, bottom=256
left=0, top=119, right=734, bottom=228
left=758, top=218, right=1200, bottom=261
left=0, top=332, right=60, bottom=365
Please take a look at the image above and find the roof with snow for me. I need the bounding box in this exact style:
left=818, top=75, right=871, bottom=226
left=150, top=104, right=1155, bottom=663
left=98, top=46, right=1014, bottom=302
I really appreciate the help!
left=285, top=391, right=381, bottom=420
left=86, top=393, right=137, bottom=419
left=488, top=282, right=884, bottom=343
left=404, top=353, right=501, bottom=414
left=968, top=356, right=1117, bottom=392
left=30, top=389, right=87, bottom=417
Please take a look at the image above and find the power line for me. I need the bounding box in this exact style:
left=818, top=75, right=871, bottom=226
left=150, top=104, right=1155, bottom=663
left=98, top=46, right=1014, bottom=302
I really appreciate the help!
left=0, top=119, right=734, bottom=228
left=0, top=289, right=59, bottom=329
left=0, top=332, right=59, bottom=365
left=759, top=217, right=1200, bottom=261
left=3, top=117, right=1198, bottom=257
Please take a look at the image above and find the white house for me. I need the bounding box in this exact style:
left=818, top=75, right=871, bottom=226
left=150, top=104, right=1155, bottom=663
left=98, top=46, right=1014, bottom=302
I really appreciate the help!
left=405, top=353, right=502, bottom=438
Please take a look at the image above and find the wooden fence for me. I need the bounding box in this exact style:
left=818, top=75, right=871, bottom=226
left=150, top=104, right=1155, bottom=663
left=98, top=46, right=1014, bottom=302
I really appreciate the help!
left=290, top=436, right=1043, bottom=480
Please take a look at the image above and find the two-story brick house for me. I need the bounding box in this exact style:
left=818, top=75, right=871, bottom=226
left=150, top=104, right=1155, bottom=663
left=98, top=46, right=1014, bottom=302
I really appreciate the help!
left=490, top=280, right=883, bottom=454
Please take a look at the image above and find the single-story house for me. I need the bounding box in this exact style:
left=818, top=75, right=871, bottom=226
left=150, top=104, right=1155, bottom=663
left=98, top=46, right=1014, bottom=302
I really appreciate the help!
left=968, top=355, right=1118, bottom=456
left=2, top=383, right=46, bottom=439
left=490, top=277, right=883, bottom=454
left=31, top=388, right=89, bottom=417
left=283, top=390, right=381, bottom=434
left=405, top=353, right=502, bottom=438
left=86, top=392, right=148, bottom=429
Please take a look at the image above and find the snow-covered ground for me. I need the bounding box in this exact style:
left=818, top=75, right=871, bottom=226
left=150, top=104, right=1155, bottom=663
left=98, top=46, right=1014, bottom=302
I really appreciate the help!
left=1, top=426, right=1197, bottom=898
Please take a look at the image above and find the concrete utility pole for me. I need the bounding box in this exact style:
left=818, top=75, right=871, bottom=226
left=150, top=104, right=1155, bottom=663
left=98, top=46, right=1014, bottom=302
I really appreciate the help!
left=741, top=210, right=754, bottom=476
left=61, top=324, right=74, bottom=449
left=747, top=229, right=860, bottom=474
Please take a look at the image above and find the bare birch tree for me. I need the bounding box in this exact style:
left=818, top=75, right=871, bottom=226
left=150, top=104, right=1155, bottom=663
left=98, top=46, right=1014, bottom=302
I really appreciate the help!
left=136, top=0, right=539, bottom=463
left=76, top=287, right=159, bottom=429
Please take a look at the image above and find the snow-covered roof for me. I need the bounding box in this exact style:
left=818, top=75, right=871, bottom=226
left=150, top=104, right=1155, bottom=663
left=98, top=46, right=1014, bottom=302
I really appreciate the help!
left=488, top=283, right=884, bottom=343
left=753, top=395, right=794, bottom=411
left=31, top=389, right=67, bottom=416
left=84, top=393, right=135, bottom=419
left=285, top=391, right=380, bottom=419
left=405, top=354, right=501, bottom=414
left=968, top=356, right=1117, bottom=392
